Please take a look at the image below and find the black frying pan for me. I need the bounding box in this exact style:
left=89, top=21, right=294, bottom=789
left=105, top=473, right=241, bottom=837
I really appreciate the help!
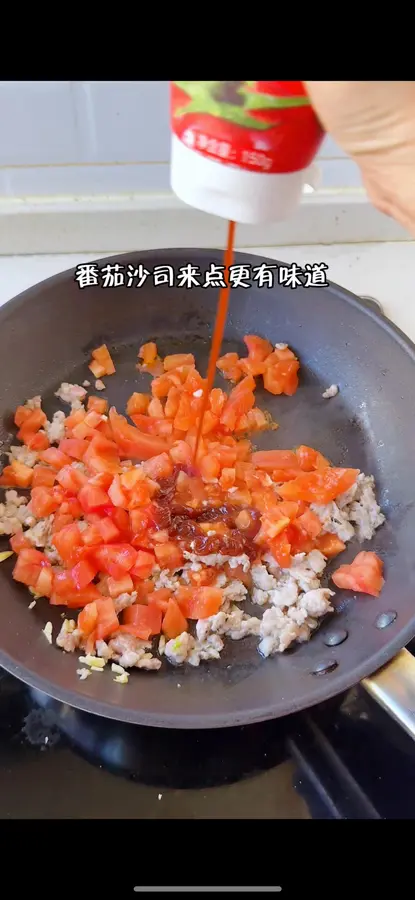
left=1, top=248, right=415, bottom=732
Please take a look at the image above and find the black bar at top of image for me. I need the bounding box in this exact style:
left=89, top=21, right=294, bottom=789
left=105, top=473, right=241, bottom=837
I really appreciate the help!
left=133, top=890, right=282, bottom=894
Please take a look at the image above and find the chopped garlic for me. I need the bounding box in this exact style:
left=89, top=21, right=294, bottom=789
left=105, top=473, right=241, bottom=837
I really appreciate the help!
left=42, top=622, right=53, bottom=644
left=193, top=389, right=203, bottom=398
left=79, top=654, right=106, bottom=669
left=111, top=662, right=126, bottom=675
left=114, top=671, right=129, bottom=684
left=322, top=384, right=339, bottom=399
left=28, top=600, right=36, bottom=610
left=0, top=551, right=13, bottom=562
left=95, top=379, right=105, bottom=391
left=82, top=380, right=91, bottom=387
left=76, top=667, right=91, bottom=680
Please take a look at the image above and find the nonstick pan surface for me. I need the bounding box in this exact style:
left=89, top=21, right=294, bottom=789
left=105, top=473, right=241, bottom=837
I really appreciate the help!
left=0, top=248, right=414, bottom=729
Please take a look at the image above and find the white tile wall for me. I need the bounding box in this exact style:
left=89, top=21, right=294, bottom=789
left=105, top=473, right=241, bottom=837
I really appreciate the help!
left=0, top=81, right=362, bottom=198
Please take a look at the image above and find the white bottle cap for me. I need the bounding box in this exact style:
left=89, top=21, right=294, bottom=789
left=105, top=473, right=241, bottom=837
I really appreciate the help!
left=170, top=135, right=317, bottom=226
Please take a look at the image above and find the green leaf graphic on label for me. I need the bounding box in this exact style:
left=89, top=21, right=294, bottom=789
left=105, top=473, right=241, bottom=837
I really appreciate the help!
left=242, top=93, right=311, bottom=110
left=174, top=100, right=274, bottom=130
left=174, top=81, right=223, bottom=99
left=173, top=82, right=310, bottom=130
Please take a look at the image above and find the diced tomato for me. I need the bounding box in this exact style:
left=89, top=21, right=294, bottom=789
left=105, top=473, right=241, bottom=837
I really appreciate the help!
left=88, top=359, right=106, bottom=379
left=285, top=521, right=314, bottom=555
left=255, top=515, right=290, bottom=545
left=269, top=530, right=292, bottom=568
left=88, top=472, right=113, bottom=492
left=25, top=431, right=50, bottom=452
left=78, top=601, right=98, bottom=636
left=216, top=352, right=243, bottom=383
left=147, top=397, right=163, bottom=419
left=296, top=509, right=322, bottom=538
left=13, top=548, right=50, bottom=588
left=277, top=467, right=360, bottom=504
left=199, top=455, right=221, bottom=482
left=129, top=508, right=149, bottom=537
left=138, top=342, right=158, bottom=366
left=96, top=516, right=121, bottom=543
left=10, top=459, right=33, bottom=488
left=295, top=445, right=330, bottom=471
left=32, top=466, right=56, bottom=488
left=173, top=392, right=194, bottom=432
left=29, top=486, right=61, bottom=518
left=127, top=482, right=152, bottom=510
left=64, top=408, right=86, bottom=432
left=107, top=573, right=134, bottom=597
left=83, top=434, right=121, bottom=475
left=14, top=405, right=32, bottom=427
left=332, top=550, right=384, bottom=597
left=71, top=558, right=97, bottom=590
left=251, top=449, right=299, bottom=472
left=120, top=599, right=162, bottom=640
left=126, top=392, right=150, bottom=416
left=0, top=465, right=17, bottom=486
left=142, top=452, right=173, bottom=481
left=10, top=532, right=32, bottom=553
left=109, top=408, right=169, bottom=461
left=95, top=596, right=119, bottom=640
left=130, top=549, right=156, bottom=580
left=243, top=334, right=273, bottom=361
left=151, top=373, right=176, bottom=399
left=56, top=464, right=88, bottom=494
left=315, top=533, right=346, bottom=558
left=58, top=438, right=89, bottom=460
left=39, top=447, right=71, bottom=470
left=104, top=507, right=131, bottom=540
left=263, top=359, right=300, bottom=396
left=107, top=474, right=128, bottom=509
left=51, top=522, right=83, bottom=564
left=163, top=353, right=195, bottom=371
left=64, top=584, right=103, bottom=609
left=87, top=396, right=108, bottom=415
left=51, top=512, right=74, bottom=534
left=78, top=483, right=111, bottom=513
left=90, top=343, right=115, bottom=376
left=17, top=408, right=47, bottom=440
left=187, top=567, right=220, bottom=588
left=94, top=543, right=138, bottom=579
left=19, top=547, right=50, bottom=566
left=72, top=421, right=100, bottom=441
left=35, top=566, right=53, bottom=598
left=147, top=588, right=172, bottom=612
left=179, top=586, right=223, bottom=620
left=61, top=496, right=83, bottom=518
left=161, top=598, right=188, bottom=639
left=119, top=468, right=144, bottom=492
left=52, top=484, right=67, bottom=505
left=153, top=542, right=183, bottom=570
left=53, top=569, right=80, bottom=598
left=220, top=376, right=256, bottom=431
left=224, top=562, right=252, bottom=589
left=81, top=523, right=102, bottom=546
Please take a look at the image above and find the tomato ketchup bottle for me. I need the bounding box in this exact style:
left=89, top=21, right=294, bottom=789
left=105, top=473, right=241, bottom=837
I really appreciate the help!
left=170, top=81, right=325, bottom=224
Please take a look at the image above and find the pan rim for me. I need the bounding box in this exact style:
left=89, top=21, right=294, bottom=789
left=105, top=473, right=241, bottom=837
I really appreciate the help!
left=0, top=247, right=414, bottom=729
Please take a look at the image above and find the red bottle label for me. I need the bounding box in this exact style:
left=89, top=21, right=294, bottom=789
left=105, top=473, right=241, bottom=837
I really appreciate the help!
left=171, top=81, right=324, bottom=175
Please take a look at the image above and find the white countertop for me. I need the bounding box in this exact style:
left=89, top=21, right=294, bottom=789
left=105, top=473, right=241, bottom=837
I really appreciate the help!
left=0, top=241, right=414, bottom=342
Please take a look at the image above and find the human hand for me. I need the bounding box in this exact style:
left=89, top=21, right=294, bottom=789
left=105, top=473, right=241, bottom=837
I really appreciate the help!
left=304, top=81, right=415, bottom=237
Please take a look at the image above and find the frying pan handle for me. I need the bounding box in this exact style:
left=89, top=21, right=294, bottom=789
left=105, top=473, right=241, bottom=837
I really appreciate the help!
left=357, top=293, right=415, bottom=736
left=362, top=649, right=415, bottom=740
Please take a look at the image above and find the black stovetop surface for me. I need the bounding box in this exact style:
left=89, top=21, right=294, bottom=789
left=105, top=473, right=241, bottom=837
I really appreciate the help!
left=1, top=643, right=415, bottom=819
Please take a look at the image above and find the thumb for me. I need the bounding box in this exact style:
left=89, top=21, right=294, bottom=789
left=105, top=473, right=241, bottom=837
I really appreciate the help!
left=304, top=81, right=415, bottom=237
